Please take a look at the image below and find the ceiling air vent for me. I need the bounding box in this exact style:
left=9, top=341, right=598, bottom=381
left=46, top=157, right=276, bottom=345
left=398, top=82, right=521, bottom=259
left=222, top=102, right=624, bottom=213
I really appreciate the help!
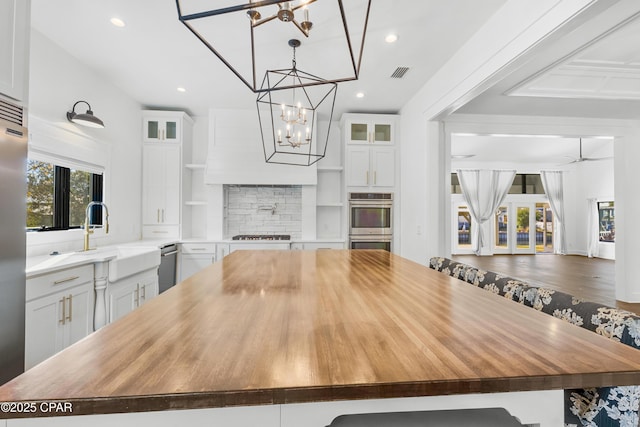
left=390, top=67, right=409, bottom=79
left=0, top=99, right=24, bottom=126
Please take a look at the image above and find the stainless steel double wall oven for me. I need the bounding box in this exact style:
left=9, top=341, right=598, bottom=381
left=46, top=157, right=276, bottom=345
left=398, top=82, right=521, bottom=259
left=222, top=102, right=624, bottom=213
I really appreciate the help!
left=349, top=192, right=393, bottom=251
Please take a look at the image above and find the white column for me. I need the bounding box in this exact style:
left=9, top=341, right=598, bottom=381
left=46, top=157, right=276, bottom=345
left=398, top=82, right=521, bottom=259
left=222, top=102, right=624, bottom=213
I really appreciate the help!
left=93, top=261, right=108, bottom=329
left=614, top=126, right=640, bottom=303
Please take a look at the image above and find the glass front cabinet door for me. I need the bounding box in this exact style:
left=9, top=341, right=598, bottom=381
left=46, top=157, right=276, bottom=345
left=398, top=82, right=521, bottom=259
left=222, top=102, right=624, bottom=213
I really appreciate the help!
left=143, top=117, right=181, bottom=143
left=347, top=120, right=393, bottom=145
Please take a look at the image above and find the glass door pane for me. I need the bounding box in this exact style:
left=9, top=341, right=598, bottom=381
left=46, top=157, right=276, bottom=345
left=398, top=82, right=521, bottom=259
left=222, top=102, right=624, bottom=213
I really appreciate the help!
left=147, top=120, right=159, bottom=139
left=495, top=206, right=508, bottom=250
left=373, top=124, right=391, bottom=143
left=535, top=203, right=553, bottom=253
left=350, top=123, right=368, bottom=142
left=516, top=206, right=530, bottom=250
left=457, top=208, right=472, bottom=250
left=165, top=121, right=177, bottom=140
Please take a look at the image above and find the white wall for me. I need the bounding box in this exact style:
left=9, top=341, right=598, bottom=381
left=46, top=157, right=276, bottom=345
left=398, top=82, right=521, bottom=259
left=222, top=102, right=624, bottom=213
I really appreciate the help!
left=26, top=30, right=142, bottom=256
left=572, top=155, right=615, bottom=259
left=398, top=0, right=598, bottom=265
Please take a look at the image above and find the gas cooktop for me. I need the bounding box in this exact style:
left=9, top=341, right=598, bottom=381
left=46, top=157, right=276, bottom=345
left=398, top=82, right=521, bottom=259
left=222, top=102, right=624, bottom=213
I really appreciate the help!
left=232, top=235, right=291, bottom=241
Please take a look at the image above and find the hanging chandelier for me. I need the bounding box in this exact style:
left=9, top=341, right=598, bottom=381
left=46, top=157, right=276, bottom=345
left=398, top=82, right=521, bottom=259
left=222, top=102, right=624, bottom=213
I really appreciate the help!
left=175, top=0, right=371, bottom=92
left=257, top=39, right=337, bottom=166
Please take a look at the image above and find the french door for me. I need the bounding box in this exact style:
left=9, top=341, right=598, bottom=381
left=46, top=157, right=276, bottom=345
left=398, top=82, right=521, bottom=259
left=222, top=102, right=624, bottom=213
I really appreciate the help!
left=451, top=200, right=553, bottom=255
left=494, top=202, right=552, bottom=254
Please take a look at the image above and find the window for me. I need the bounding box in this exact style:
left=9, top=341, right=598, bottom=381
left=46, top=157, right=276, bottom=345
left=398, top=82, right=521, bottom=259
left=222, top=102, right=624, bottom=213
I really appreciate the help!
left=508, top=174, right=544, bottom=194
left=27, top=159, right=104, bottom=231
left=452, top=173, right=544, bottom=194
left=598, top=201, right=615, bottom=243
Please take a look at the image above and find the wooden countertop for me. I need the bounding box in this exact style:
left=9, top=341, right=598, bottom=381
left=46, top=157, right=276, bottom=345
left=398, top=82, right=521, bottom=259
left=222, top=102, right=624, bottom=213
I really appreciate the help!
left=3, top=250, right=640, bottom=417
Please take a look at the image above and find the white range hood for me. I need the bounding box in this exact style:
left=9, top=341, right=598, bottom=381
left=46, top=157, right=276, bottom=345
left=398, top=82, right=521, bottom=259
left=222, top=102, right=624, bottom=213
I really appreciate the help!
left=205, top=109, right=317, bottom=185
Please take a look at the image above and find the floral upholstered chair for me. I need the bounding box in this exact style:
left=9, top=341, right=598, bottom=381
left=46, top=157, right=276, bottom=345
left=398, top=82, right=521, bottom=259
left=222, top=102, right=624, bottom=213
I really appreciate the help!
left=520, top=287, right=640, bottom=427
left=429, top=257, right=451, bottom=272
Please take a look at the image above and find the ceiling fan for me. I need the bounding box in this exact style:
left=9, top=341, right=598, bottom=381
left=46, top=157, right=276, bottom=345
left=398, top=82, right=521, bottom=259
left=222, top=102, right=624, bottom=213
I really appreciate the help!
left=563, top=138, right=613, bottom=164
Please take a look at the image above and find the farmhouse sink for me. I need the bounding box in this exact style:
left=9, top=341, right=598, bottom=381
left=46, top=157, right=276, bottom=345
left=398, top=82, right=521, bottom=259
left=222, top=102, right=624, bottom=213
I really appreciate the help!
left=108, top=246, right=161, bottom=282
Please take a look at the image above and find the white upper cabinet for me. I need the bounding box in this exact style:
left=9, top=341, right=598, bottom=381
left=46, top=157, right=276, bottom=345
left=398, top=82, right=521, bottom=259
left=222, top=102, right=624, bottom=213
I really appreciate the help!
left=0, top=0, right=30, bottom=102
left=344, top=118, right=394, bottom=145
left=143, top=144, right=181, bottom=226
left=346, top=146, right=395, bottom=189
left=342, top=114, right=398, bottom=190
left=143, top=115, right=182, bottom=143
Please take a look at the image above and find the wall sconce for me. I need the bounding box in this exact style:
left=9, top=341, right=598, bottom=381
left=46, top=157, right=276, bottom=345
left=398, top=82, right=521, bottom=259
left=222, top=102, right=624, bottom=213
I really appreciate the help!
left=66, top=101, right=105, bottom=128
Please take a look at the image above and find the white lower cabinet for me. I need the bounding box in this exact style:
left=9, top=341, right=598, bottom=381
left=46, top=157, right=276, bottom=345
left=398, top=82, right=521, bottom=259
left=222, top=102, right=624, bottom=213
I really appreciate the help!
left=291, top=242, right=345, bottom=250
left=178, top=243, right=217, bottom=282
left=25, top=265, right=94, bottom=369
left=217, top=244, right=230, bottom=260
left=229, top=242, right=291, bottom=253
left=108, top=269, right=158, bottom=323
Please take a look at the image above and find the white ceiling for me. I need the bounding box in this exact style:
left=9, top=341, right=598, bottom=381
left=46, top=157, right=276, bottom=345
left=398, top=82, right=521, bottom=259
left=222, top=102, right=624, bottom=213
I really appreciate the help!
left=451, top=135, right=614, bottom=167
left=30, top=1, right=638, bottom=166
left=508, top=16, right=640, bottom=101
left=451, top=3, right=639, bottom=165
left=456, top=4, right=640, bottom=119
left=30, top=0, right=507, bottom=117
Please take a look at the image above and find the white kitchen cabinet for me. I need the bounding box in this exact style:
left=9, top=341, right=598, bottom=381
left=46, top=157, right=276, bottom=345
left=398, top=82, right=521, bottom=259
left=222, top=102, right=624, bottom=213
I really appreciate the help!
left=178, top=243, right=216, bottom=282
left=108, top=269, right=158, bottom=323
left=343, top=116, right=394, bottom=145
left=143, top=144, right=180, bottom=225
left=217, top=244, right=230, bottom=260
left=0, top=0, right=30, bottom=102
left=290, top=241, right=345, bottom=250
left=143, top=115, right=181, bottom=143
left=346, top=146, right=395, bottom=188
left=229, top=242, right=291, bottom=253
left=142, top=110, right=193, bottom=239
left=25, top=264, right=94, bottom=369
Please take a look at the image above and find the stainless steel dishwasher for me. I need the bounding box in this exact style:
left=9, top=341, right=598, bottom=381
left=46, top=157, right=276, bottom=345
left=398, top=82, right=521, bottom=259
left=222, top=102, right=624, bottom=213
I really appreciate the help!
left=158, top=244, right=178, bottom=293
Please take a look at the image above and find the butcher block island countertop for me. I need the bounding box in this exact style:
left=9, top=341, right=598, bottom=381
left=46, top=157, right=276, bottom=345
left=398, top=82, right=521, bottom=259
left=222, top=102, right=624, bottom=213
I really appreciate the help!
left=2, top=250, right=640, bottom=418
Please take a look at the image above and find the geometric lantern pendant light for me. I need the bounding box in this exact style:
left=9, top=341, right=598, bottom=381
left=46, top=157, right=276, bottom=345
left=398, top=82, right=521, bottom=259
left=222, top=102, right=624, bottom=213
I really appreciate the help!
left=257, top=39, right=337, bottom=166
left=176, top=0, right=371, bottom=92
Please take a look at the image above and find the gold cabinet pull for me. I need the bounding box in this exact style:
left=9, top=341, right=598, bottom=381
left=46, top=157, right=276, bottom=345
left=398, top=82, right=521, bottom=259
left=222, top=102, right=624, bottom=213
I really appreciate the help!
left=59, top=297, right=66, bottom=325
left=54, top=276, right=79, bottom=285
left=66, top=295, right=73, bottom=322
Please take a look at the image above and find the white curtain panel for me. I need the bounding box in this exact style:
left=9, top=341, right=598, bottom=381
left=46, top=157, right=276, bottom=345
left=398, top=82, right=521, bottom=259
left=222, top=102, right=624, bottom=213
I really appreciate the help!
left=587, top=198, right=600, bottom=258
left=540, top=170, right=567, bottom=255
left=456, top=169, right=516, bottom=255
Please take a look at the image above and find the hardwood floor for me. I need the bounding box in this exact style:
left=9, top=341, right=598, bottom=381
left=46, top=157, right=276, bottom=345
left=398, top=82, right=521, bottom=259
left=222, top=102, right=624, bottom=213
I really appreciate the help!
left=452, top=254, right=640, bottom=315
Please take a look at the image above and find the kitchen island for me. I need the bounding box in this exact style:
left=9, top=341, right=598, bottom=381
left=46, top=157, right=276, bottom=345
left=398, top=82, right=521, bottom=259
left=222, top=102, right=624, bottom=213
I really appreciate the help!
left=2, top=250, right=640, bottom=426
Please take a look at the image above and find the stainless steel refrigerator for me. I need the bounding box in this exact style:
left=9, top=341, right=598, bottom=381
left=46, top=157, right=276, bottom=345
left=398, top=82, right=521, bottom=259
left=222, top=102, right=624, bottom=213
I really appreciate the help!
left=0, top=99, right=27, bottom=384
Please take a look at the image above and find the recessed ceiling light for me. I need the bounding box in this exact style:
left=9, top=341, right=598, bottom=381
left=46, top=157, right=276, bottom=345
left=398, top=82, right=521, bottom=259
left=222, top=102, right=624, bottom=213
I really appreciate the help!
left=385, top=33, right=398, bottom=43
left=177, top=87, right=186, bottom=93
left=110, top=17, right=125, bottom=27
left=356, top=92, right=365, bottom=98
